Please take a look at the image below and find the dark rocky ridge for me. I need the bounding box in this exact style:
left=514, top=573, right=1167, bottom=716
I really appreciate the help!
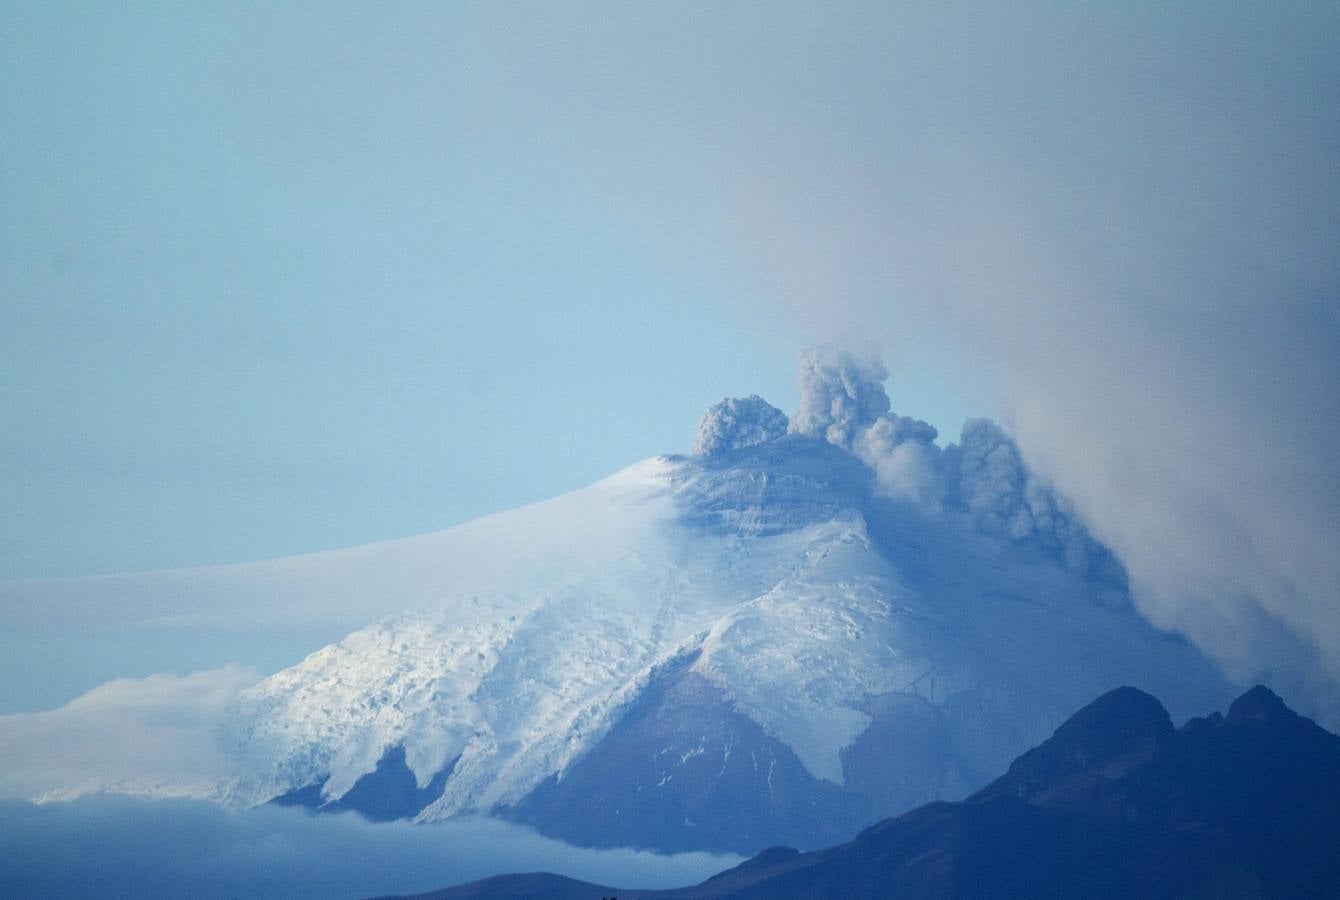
left=499, top=653, right=984, bottom=855
left=244, top=426, right=1228, bottom=856
left=271, top=745, right=457, bottom=822
left=377, top=684, right=1340, bottom=899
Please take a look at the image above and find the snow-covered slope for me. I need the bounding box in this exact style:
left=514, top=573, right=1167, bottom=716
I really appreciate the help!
left=2, top=350, right=1237, bottom=853
left=225, top=443, right=880, bottom=812
left=220, top=370, right=1232, bottom=852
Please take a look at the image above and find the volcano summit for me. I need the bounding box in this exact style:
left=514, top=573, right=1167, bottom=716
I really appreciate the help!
left=1, top=350, right=1233, bottom=855
left=211, top=350, right=1231, bottom=853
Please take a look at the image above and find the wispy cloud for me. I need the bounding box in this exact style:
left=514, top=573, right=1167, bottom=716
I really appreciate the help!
left=0, top=666, right=258, bottom=801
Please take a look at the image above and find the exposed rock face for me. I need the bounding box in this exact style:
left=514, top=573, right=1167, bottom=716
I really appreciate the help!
left=388, top=685, right=1340, bottom=900
left=230, top=425, right=1228, bottom=855
left=214, top=355, right=1230, bottom=855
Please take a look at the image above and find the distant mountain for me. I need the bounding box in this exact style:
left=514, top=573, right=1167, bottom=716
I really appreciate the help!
left=381, top=684, right=1340, bottom=899
left=218, top=353, right=1232, bottom=855
left=8, top=352, right=1234, bottom=855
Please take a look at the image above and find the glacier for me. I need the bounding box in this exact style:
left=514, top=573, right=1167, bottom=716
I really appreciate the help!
left=0, top=353, right=1235, bottom=853
left=222, top=427, right=1229, bottom=850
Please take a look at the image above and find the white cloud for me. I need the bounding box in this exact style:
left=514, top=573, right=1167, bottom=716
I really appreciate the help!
left=0, top=666, right=258, bottom=801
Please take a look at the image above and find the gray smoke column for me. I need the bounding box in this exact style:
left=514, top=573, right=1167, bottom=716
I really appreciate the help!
left=786, top=348, right=1102, bottom=565
left=853, top=409, right=943, bottom=508
left=789, top=347, right=893, bottom=449
left=780, top=333, right=1338, bottom=719
left=415, top=2, right=1338, bottom=722
left=949, top=419, right=1099, bottom=575
left=694, top=396, right=789, bottom=456
left=788, top=347, right=943, bottom=505
left=588, top=4, right=1339, bottom=720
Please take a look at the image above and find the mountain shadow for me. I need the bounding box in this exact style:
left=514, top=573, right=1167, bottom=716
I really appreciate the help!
left=271, top=745, right=457, bottom=823
left=375, top=684, right=1340, bottom=899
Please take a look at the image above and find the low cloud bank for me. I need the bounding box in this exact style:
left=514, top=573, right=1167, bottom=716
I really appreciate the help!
left=0, top=796, right=736, bottom=900
left=0, top=667, right=256, bottom=801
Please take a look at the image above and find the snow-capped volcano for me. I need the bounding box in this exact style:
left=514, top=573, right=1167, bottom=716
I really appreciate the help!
left=213, top=351, right=1232, bottom=853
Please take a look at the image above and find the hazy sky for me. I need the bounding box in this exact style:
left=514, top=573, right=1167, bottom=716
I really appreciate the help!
left=1, top=2, right=983, bottom=580
left=3, top=3, right=1338, bottom=717
left=2, top=8, right=1338, bottom=897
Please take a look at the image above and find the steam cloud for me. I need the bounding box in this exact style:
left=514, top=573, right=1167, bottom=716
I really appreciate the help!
left=785, top=347, right=939, bottom=507
left=789, top=348, right=898, bottom=449
left=5, top=0, right=1336, bottom=819
left=946, top=419, right=1100, bottom=576
left=505, top=3, right=1340, bottom=721
left=694, top=395, right=789, bottom=456
left=776, top=346, right=1101, bottom=573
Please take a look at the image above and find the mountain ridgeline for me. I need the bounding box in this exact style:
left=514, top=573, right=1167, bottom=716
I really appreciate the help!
left=227, top=351, right=1235, bottom=855
left=376, top=685, right=1340, bottom=899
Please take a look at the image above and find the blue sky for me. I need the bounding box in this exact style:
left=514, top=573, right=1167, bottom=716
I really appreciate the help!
left=1, top=5, right=1338, bottom=896
left=1, top=3, right=985, bottom=579
left=2, top=2, right=1337, bottom=723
